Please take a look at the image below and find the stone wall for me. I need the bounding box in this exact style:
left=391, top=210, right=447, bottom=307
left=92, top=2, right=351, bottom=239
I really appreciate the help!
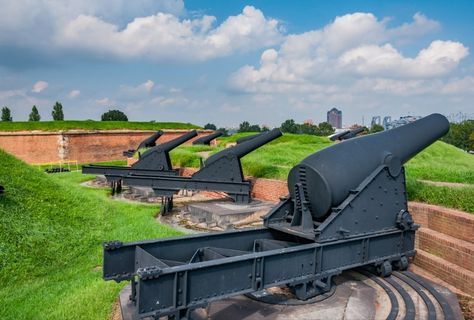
left=0, top=129, right=212, bottom=164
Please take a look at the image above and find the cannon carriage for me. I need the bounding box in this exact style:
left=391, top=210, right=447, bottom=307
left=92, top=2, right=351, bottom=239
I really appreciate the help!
left=101, top=114, right=450, bottom=319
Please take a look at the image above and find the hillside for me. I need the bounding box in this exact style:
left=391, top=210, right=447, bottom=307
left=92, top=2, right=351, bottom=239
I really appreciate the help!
left=0, top=150, right=181, bottom=319
left=169, top=133, right=474, bottom=212
left=0, top=120, right=200, bottom=132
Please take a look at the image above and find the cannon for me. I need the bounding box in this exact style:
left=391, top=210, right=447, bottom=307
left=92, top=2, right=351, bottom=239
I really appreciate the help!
left=82, top=130, right=197, bottom=193
left=114, top=128, right=282, bottom=212
left=192, top=131, right=223, bottom=145
left=102, top=114, right=449, bottom=319
left=328, top=127, right=364, bottom=141
left=235, top=131, right=267, bottom=144
left=123, top=131, right=164, bottom=157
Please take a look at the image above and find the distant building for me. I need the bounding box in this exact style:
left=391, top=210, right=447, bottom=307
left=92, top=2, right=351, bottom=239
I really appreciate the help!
left=303, top=119, right=313, bottom=125
left=327, top=108, right=342, bottom=129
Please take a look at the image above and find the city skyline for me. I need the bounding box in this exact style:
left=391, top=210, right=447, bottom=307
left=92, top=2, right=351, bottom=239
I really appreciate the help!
left=1, top=1, right=473, bottom=126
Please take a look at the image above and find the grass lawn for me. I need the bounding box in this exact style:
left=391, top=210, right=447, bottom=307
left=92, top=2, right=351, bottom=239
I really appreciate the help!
left=0, top=150, right=182, bottom=319
left=168, top=133, right=474, bottom=212
left=0, top=120, right=200, bottom=132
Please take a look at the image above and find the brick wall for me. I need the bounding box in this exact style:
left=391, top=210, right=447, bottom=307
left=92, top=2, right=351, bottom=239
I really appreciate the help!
left=0, top=130, right=212, bottom=164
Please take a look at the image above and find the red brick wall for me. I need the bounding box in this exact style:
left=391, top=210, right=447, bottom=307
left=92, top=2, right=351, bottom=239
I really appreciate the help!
left=0, top=130, right=212, bottom=164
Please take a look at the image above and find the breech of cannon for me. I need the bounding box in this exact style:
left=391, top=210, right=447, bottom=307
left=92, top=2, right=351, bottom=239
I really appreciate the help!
left=288, top=113, right=449, bottom=221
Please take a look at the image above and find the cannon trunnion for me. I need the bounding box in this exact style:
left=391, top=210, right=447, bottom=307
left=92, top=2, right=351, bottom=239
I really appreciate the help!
left=102, top=114, right=449, bottom=319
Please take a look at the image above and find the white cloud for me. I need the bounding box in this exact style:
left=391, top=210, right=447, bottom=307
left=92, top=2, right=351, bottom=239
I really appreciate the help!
left=32, top=81, right=49, bottom=93
left=229, top=12, right=469, bottom=94
left=54, top=6, right=282, bottom=61
left=96, top=97, right=111, bottom=105
left=68, top=89, right=81, bottom=98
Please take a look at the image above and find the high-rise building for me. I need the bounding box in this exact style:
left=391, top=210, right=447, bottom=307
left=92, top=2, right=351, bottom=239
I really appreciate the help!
left=327, top=108, right=342, bottom=128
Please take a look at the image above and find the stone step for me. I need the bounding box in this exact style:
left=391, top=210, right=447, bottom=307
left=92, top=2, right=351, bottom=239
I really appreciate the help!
left=416, top=227, right=474, bottom=272
left=413, top=249, right=474, bottom=296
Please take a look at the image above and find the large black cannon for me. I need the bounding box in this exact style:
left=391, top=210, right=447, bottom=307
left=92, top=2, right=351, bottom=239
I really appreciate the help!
left=102, top=114, right=449, bottom=319
left=235, top=131, right=267, bottom=144
left=82, top=130, right=197, bottom=193
left=114, top=128, right=282, bottom=211
left=123, top=131, right=164, bottom=157
left=192, top=131, right=223, bottom=145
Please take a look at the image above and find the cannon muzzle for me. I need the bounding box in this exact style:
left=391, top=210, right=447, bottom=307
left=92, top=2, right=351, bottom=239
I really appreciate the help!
left=154, top=130, right=197, bottom=152
left=288, top=113, right=449, bottom=220
left=138, top=130, right=163, bottom=149
left=192, top=131, right=223, bottom=145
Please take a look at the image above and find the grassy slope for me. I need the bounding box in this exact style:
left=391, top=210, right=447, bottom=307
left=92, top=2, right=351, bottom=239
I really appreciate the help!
left=0, top=150, right=182, bottom=319
left=168, top=133, right=474, bottom=212
left=0, top=120, right=200, bottom=131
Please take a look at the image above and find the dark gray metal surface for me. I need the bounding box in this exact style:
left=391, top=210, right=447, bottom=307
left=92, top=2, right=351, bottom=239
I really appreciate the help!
left=102, top=114, right=450, bottom=319
left=123, top=131, right=164, bottom=157
left=287, top=113, right=449, bottom=220
left=236, top=132, right=267, bottom=144
left=192, top=131, right=223, bottom=145
left=118, top=128, right=282, bottom=204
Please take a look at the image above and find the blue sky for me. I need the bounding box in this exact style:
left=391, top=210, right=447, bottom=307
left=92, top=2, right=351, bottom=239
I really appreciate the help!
left=0, top=0, right=473, bottom=127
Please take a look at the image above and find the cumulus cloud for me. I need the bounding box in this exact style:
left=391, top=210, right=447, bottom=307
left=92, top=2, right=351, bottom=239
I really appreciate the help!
left=54, top=6, right=282, bottom=61
left=68, top=90, right=81, bottom=98
left=96, top=97, right=111, bottom=106
left=229, top=12, right=469, bottom=94
left=32, top=81, right=49, bottom=93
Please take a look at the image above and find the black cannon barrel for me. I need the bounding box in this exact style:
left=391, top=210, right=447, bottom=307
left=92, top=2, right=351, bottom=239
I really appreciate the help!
left=329, top=130, right=350, bottom=141
left=205, top=128, right=282, bottom=165
left=340, top=127, right=364, bottom=140
left=137, top=130, right=163, bottom=149
left=192, top=131, right=223, bottom=145
left=153, top=130, right=197, bottom=152
left=288, top=113, right=449, bottom=220
left=236, top=131, right=267, bottom=144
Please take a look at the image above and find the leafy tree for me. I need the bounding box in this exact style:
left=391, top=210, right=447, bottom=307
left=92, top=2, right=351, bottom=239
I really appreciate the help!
left=101, top=109, right=128, bottom=121
left=51, top=101, right=64, bottom=121
left=317, top=122, right=335, bottom=136
left=1, top=107, right=12, bottom=122
left=369, top=124, right=384, bottom=133
left=29, top=105, right=41, bottom=121
left=280, top=119, right=299, bottom=133
left=442, top=120, right=474, bottom=151
left=469, top=132, right=474, bottom=151
left=299, top=123, right=318, bottom=135
left=217, top=127, right=229, bottom=137
left=204, top=123, right=217, bottom=130
left=261, top=125, right=270, bottom=132
left=238, top=121, right=261, bottom=132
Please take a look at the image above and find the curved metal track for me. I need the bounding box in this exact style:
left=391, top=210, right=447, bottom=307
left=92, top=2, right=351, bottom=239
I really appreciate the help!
left=357, top=269, right=456, bottom=320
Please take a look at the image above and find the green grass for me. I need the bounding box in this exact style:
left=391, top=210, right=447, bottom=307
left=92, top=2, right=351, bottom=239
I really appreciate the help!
left=0, top=150, right=182, bottom=319
left=407, top=178, right=474, bottom=213
left=0, top=120, right=200, bottom=132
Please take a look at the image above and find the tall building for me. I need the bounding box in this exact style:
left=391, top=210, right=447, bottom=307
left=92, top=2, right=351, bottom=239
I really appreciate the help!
left=327, top=108, right=342, bottom=128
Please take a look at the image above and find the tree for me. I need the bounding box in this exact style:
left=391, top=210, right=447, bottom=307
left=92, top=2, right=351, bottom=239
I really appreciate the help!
left=442, top=120, right=474, bottom=151
left=1, top=107, right=12, bottom=121
left=204, top=123, right=217, bottom=130
left=316, top=122, right=335, bottom=136
left=101, top=109, right=128, bottom=121
left=469, top=132, right=474, bottom=151
left=238, top=121, right=260, bottom=132
left=280, top=119, right=299, bottom=133
left=217, top=127, right=229, bottom=137
left=299, top=123, right=318, bottom=135
left=29, top=105, right=41, bottom=121
left=369, top=124, right=384, bottom=133
left=261, top=125, right=270, bottom=132
left=51, top=101, right=64, bottom=121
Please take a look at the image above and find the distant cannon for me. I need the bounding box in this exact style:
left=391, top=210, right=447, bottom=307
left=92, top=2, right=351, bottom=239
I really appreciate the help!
left=115, top=128, right=283, bottom=212
left=236, top=131, right=267, bottom=144
left=192, top=131, right=223, bottom=145
left=82, top=130, right=198, bottom=193
left=123, top=130, right=163, bottom=157
left=102, top=114, right=450, bottom=319
left=328, top=127, right=364, bottom=141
